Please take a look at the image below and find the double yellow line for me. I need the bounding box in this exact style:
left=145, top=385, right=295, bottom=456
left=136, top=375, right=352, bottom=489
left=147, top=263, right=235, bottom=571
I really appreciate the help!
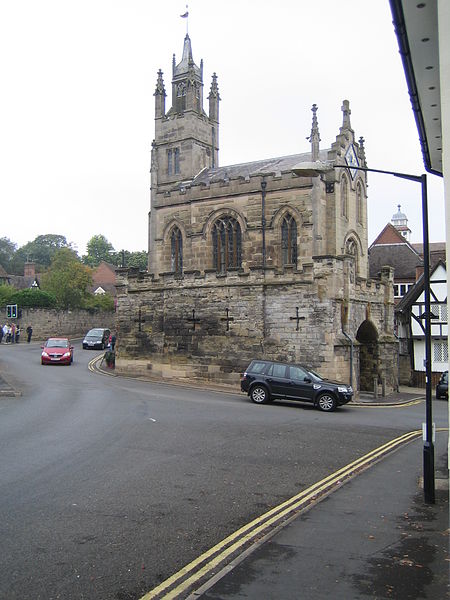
left=141, top=429, right=423, bottom=600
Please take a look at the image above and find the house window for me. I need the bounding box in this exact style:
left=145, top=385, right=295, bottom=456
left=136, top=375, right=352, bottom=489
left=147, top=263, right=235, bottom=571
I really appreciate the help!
left=394, top=283, right=412, bottom=298
left=281, top=213, right=297, bottom=266
left=171, top=227, right=183, bottom=273
left=341, top=174, right=349, bottom=218
left=437, top=303, right=448, bottom=323
left=168, top=149, right=173, bottom=176
left=434, top=341, right=448, bottom=363
left=212, top=216, right=241, bottom=273
left=174, top=148, right=180, bottom=174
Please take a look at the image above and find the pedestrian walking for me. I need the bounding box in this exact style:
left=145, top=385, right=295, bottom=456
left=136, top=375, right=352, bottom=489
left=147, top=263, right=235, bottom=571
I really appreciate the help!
left=15, top=327, right=20, bottom=343
left=111, top=333, right=116, bottom=351
left=0, top=326, right=3, bottom=344
left=11, top=323, right=16, bottom=343
left=26, top=325, right=33, bottom=343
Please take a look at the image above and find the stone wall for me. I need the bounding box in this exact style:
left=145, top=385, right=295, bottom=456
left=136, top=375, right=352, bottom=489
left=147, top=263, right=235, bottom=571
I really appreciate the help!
left=115, top=262, right=397, bottom=392
left=3, top=308, right=115, bottom=341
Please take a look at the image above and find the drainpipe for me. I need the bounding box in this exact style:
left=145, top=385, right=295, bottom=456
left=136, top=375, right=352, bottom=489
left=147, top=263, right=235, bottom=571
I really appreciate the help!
left=342, top=330, right=353, bottom=390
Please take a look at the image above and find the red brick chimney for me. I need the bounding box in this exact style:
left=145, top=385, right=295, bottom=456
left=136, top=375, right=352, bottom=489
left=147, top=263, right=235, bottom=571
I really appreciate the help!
left=24, top=262, right=36, bottom=278
left=416, top=265, right=424, bottom=281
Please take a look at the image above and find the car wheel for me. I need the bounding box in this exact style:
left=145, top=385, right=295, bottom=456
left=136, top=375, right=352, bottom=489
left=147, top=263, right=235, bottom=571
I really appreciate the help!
left=101, top=342, right=105, bottom=350
left=316, top=393, right=337, bottom=412
left=250, top=385, right=270, bottom=404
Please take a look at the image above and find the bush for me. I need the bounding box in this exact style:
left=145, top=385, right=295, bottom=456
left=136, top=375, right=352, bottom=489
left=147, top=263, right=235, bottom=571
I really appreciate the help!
left=0, top=284, right=16, bottom=307
left=9, top=288, right=57, bottom=308
left=82, top=293, right=115, bottom=311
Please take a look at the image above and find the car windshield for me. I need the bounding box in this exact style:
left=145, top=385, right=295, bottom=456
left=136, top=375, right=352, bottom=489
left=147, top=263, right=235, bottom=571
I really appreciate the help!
left=46, top=339, right=69, bottom=348
left=87, top=329, right=103, bottom=336
left=304, top=367, right=324, bottom=382
left=442, top=372, right=448, bottom=383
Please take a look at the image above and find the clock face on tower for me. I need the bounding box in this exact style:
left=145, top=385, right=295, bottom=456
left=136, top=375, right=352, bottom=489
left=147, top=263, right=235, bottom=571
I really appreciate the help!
left=345, top=144, right=359, bottom=180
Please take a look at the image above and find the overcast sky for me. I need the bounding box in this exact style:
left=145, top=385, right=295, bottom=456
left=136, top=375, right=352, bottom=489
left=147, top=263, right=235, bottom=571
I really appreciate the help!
left=0, top=0, right=445, bottom=256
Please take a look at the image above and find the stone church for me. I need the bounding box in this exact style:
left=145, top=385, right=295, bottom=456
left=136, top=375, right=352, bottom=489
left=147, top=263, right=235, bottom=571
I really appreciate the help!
left=115, top=34, right=397, bottom=393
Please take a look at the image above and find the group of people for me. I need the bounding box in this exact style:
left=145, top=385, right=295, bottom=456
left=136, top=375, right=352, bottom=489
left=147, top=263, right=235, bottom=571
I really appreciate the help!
left=0, top=324, right=33, bottom=344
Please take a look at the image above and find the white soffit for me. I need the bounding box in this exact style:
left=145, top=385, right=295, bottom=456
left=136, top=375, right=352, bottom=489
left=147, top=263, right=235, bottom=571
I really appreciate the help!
left=401, top=0, right=442, bottom=173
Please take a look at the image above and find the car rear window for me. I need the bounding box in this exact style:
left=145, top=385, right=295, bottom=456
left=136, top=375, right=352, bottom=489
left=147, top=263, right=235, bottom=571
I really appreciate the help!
left=248, top=361, right=268, bottom=374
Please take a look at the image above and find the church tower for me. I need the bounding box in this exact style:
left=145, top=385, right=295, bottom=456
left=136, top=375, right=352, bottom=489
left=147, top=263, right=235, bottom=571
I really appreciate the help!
left=152, top=35, right=220, bottom=186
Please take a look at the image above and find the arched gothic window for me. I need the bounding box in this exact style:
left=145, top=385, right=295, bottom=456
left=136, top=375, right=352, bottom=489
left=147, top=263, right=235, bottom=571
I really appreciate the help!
left=212, top=216, right=241, bottom=273
left=171, top=227, right=183, bottom=273
left=356, top=181, right=363, bottom=224
left=346, top=237, right=358, bottom=282
left=341, top=174, right=349, bottom=218
left=281, top=213, right=298, bottom=266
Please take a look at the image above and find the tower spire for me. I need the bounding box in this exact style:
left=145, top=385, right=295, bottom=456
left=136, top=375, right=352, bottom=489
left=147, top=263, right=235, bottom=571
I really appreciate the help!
left=307, top=103, right=321, bottom=161
left=341, top=99, right=352, bottom=130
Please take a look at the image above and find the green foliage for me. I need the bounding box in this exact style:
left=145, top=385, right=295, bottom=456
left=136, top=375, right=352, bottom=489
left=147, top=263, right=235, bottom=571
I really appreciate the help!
left=0, top=237, right=17, bottom=272
left=83, top=235, right=115, bottom=268
left=125, top=250, right=148, bottom=270
left=12, top=234, right=75, bottom=274
left=9, top=288, right=57, bottom=308
left=0, top=284, right=16, bottom=307
left=82, top=293, right=115, bottom=311
left=41, top=248, right=93, bottom=309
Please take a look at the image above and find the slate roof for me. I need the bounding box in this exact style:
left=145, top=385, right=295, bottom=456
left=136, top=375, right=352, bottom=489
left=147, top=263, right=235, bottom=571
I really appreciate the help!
left=191, top=149, right=330, bottom=186
left=368, top=243, right=422, bottom=280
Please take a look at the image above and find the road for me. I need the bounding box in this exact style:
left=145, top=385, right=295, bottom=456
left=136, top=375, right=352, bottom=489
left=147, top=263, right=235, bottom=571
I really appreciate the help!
left=0, top=341, right=447, bottom=599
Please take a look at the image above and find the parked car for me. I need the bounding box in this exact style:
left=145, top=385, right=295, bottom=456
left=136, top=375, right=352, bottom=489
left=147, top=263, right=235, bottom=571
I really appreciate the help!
left=41, top=338, right=74, bottom=365
left=240, top=360, right=353, bottom=412
left=436, top=371, right=448, bottom=400
left=82, top=328, right=111, bottom=350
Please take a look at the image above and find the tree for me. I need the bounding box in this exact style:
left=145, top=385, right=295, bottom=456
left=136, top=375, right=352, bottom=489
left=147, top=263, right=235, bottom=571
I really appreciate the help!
left=83, top=235, right=115, bottom=268
left=41, top=248, right=93, bottom=309
left=125, top=250, right=148, bottom=271
left=14, top=234, right=74, bottom=273
left=0, top=284, right=16, bottom=307
left=0, top=237, right=17, bottom=273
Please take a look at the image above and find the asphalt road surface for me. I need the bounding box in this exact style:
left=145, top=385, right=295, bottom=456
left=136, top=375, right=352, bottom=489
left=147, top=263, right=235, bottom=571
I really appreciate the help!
left=0, top=341, right=447, bottom=599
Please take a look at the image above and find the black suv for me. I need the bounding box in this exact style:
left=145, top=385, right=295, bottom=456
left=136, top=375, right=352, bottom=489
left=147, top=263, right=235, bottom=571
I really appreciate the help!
left=240, top=360, right=353, bottom=412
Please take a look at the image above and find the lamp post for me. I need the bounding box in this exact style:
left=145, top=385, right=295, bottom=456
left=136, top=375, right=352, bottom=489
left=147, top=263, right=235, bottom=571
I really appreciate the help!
left=292, top=161, right=435, bottom=504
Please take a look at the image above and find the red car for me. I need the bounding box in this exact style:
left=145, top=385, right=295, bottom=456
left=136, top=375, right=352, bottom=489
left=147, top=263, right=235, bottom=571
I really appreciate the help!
left=41, top=338, right=74, bottom=365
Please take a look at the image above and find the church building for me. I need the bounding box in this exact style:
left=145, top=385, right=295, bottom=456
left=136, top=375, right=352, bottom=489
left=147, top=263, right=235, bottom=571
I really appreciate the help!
left=115, top=35, right=397, bottom=394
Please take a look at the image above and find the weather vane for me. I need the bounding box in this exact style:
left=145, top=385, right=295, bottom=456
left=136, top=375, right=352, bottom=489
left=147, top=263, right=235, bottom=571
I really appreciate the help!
left=180, top=4, right=189, bottom=34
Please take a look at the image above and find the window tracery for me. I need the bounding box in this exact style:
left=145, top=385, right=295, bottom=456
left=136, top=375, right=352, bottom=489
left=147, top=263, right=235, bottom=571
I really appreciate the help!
left=212, top=216, right=241, bottom=272
left=281, top=213, right=298, bottom=266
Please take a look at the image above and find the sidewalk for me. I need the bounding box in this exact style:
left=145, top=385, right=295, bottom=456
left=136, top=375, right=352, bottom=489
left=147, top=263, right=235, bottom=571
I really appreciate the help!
left=197, top=435, right=449, bottom=600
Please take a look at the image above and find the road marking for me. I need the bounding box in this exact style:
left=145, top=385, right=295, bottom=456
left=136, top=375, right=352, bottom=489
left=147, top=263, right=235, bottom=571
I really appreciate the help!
left=140, top=429, right=433, bottom=600
left=351, top=398, right=424, bottom=408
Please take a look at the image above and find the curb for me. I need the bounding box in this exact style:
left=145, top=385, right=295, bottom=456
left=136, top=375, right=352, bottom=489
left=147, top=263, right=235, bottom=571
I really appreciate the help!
left=89, top=357, right=424, bottom=407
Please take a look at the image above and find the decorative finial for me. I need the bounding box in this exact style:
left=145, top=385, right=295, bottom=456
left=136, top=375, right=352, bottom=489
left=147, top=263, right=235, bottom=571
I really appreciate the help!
left=208, top=72, right=220, bottom=99
left=307, top=103, right=321, bottom=161
left=154, top=69, right=166, bottom=96
left=358, top=136, right=366, bottom=164
left=341, top=99, right=351, bottom=129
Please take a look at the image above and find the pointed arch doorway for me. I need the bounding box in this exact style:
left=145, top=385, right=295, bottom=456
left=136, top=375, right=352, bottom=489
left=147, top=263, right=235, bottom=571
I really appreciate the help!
left=356, top=320, right=379, bottom=392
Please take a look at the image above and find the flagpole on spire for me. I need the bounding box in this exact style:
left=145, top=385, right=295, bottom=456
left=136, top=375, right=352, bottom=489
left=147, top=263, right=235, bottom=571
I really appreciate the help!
left=180, top=4, right=189, bottom=35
